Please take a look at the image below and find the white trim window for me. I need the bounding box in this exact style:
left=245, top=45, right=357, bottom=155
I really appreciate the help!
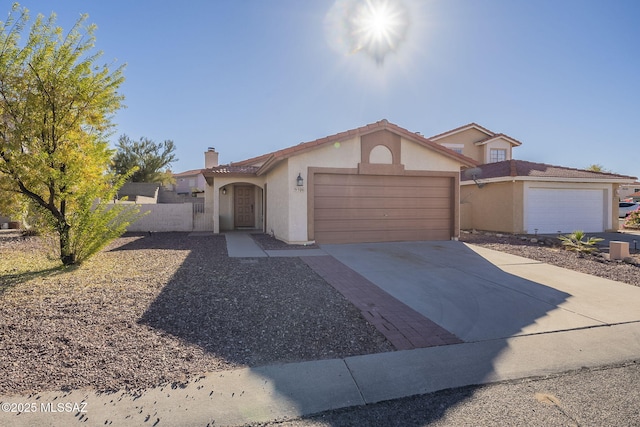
left=490, top=148, right=507, bottom=162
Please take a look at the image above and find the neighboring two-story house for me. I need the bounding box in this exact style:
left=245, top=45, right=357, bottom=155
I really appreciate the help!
left=174, top=169, right=207, bottom=197
left=431, top=123, right=634, bottom=234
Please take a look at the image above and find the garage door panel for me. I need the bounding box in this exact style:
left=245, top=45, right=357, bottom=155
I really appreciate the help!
left=315, top=229, right=451, bottom=244
left=315, top=196, right=452, bottom=210
left=315, top=174, right=450, bottom=187
left=313, top=173, right=454, bottom=244
left=526, top=188, right=605, bottom=233
left=315, top=185, right=452, bottom=198
left=314, top=208, right=451, bottom=220
left=315, top=218, right=452, bottom=232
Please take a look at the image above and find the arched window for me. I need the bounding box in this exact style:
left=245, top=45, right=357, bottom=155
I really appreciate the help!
left=369, top=144, right=393, bottom=164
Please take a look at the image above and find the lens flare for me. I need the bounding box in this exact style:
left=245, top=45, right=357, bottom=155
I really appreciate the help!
left=325, top=0, right=411, bottom=66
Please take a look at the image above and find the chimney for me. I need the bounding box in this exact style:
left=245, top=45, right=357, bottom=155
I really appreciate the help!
left=205, top=147, right=219, bottom=168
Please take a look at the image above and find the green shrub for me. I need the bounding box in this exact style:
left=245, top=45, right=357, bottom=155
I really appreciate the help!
left=558, top=230, right=604, bottom=254
left=67, top=198, right=144, bottom=264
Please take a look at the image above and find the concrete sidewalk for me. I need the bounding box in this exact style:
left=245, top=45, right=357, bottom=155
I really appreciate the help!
left=2, top=322, right=639, bottom=426
left=224, top=231, right=327, bottom=258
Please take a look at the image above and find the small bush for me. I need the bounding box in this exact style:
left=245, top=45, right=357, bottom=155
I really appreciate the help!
left=558, top=230, right=604, bottom=254
left=624, top=210, right=640, bottom=229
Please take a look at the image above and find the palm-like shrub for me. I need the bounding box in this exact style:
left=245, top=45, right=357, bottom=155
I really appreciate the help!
left=558, top=230, right=604, bottom=254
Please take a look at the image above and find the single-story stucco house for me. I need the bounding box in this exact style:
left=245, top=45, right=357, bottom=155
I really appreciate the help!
left=203, top=120, right=478, bottom=244
left=201, top=120, right=636, bottom=242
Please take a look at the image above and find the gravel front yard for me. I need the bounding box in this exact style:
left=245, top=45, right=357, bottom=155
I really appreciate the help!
left=459, top=231, right=640, bottom=288
left=0, top=231, right=392, bottom=395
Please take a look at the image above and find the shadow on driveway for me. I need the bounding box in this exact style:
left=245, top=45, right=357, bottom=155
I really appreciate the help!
left=115, top=234, right=576, bottom=425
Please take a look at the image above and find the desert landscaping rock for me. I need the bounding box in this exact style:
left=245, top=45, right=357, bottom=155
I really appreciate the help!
left=0, top=231, right=392, bottom=395
left=460, top=232, right=640, bottom=287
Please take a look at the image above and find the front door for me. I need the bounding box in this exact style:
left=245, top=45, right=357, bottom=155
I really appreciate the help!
left=234, top=186, right=255, bottom=228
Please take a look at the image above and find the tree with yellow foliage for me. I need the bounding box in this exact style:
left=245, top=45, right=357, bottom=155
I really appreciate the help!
left=0, top=4, right=140, bottom=265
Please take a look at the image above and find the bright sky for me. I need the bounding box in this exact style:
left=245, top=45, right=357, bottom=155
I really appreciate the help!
left=11, top=0, right=640, bottom=178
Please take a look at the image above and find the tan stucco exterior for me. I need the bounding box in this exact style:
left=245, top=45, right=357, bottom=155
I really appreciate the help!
left=401, top=138, right=466, bottom=171
left=461, top=181, right=525, bottom=233
left=432, top=126, right=518, bottom=165
left=461, top=179, right=620, bottom=234
left=205, top=123, right=473, bottom=244
left=209, top=176, right=265, bottom=233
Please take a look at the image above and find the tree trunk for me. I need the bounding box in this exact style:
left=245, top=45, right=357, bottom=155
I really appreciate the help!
left=58, top=223, right=76, bottom=265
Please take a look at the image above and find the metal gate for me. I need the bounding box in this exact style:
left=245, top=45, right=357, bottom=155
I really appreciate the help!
left=192, top=202, right=213, bottom=231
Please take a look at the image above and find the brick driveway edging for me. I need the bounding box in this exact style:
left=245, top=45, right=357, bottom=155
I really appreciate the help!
left=301, top=256, right=463, bottom=350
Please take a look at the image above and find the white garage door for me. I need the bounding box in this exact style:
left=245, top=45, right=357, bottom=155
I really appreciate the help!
left=526, top=188, right=605, bottom=234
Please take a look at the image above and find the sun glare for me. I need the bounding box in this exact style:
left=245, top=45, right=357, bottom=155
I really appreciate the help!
left=352, top=0, right=409, bottom=64
left=325, top=0, right=411, bottom=66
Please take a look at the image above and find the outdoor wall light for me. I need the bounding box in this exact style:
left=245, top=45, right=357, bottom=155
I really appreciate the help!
left=222, top=187, right=227, bottom=195
left=296, top=173, right=304, bottom=187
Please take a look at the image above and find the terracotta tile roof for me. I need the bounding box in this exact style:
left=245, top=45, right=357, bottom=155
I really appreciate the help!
left=232, top=119, right=478, bottom=172
left=203, top=165, right=259, bottom=176
left=173, top=168, right=204, bottom=177
left=461, top=160, right=637, bottom=182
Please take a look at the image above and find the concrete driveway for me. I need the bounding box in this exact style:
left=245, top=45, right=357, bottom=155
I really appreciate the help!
left=321, top=241, right=640, bottom=343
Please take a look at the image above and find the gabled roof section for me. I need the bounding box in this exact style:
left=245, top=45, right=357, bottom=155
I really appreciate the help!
left=461, top=160, right=637, bottom=183
left=430, top=122, right=494, bottom=140
left=231, top=119, right=478, bottom=175
left=474, top=133, right=522, bottom=147
left=430, top=123, right=522, bottom=147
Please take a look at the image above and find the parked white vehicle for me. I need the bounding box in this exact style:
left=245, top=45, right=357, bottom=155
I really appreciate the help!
left=619, top=202, right=640, bottom=218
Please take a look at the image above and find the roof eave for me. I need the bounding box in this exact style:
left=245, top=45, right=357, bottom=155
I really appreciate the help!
left=430, top=123, right=495, bottom=141
left=461, top=176, right=637, bottom=185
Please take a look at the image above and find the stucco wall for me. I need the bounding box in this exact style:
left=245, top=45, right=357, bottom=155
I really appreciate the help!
left=401, top=139, right=465, bottom=171
left=284, top=137, right=361, bottom=243
left=460, top=181, right=524, bottom=233
left=433, top=128, right=488, bottom=163
left=127, top=203, right=193, bottom=232
left=218, top=186, right=234, bottom=231
left=265, top=161, right=290, bottom=240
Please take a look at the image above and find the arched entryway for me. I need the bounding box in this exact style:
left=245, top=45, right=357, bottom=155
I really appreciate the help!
left=217, top=182, right=264, bottom=232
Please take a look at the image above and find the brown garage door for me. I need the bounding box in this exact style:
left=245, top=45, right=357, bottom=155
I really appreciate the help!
left=313, top=173, right=454, bottom=244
